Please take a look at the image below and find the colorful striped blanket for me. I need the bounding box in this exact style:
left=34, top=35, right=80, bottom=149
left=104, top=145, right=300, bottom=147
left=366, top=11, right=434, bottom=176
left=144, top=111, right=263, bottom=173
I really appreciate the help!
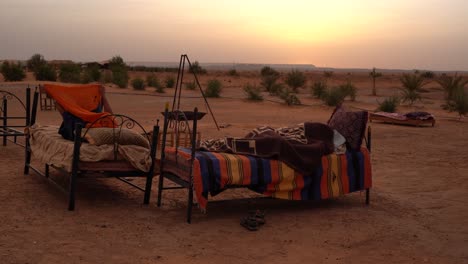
left=163, top=147, right=372, bottom=211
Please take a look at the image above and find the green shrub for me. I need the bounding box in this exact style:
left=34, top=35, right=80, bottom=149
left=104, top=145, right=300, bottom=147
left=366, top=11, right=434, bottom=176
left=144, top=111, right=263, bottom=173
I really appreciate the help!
left=437, top=74, right=468, bottom=101
left=1, top=61, right=26, bottom=81
left=439, top=77, right=468, bottom=118
left=323, top=87, right=347, bottom=106
left=228, top=69, right=239, bottom=77
left=285, top=69, right=306, bottom=92
left=421, top=71, right=435, bottom=79
left=189, top=61, right=207, bottom=74
left=146, top=74, right=160, bottom=87
left=260, top=66, right=280, bottom=94
left=323, top=71, right=334, bottom=79
left=81, top=65, right=101, bottom=83
left=377, top=96, right=400, bottom=113
left=102, top=71, right=113, bottom=83
left=311, top=81, right=327, bottom=99
left=279, top=89, right=301, bottom=106
left=338, top=82, right=357, bottom=101
left=205, top=79, right=222, bottom=97
left=185, top=81, right=196, bottom=90
left=400, top=73, right=424, bottom=105
left=59, top=63, right=81, bottom=83
left=155, top=85, right=165, bottom=93
left=27, top=54, right=46, bottom=71
left=243, top=84, right=263, bottom=101
left=34, top=64, right=57, bottom=81
left=131, top=77, right=145, bottom=90
left=165, top=75, right=175, bottom=88
left=112, top=69, right=128, bottom=88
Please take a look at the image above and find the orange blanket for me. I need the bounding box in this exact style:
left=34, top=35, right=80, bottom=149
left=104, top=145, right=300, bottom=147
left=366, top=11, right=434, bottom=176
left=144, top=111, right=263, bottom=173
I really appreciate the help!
left=45, top=84, right=112, bottom=127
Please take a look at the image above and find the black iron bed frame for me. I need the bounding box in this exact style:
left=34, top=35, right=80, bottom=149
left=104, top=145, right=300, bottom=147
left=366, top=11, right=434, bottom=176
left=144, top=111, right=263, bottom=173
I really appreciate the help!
left=24, top=88, right=160, bottom=210
left=0, top=87, right=31, bottom=147
left=157, top=107, right=372, bottom=223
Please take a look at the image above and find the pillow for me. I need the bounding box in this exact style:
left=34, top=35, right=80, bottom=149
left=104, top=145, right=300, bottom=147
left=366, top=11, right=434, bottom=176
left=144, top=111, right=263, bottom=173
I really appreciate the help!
left=82, top=127, right=150, bottom=149
left=327, top=105, right=368, bottom=151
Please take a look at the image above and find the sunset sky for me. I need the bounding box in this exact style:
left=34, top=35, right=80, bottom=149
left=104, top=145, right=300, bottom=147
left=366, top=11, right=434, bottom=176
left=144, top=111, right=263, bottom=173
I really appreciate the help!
left=1, top=0, right=467, bottom=70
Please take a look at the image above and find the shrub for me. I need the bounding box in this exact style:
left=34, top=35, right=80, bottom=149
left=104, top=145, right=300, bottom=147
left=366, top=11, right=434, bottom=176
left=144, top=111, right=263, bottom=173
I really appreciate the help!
left=132, top=77, right=145, bottom=90
left=59, top=63, right=81, bottom=83
left=311, top=81, right=327, bottom=99
left=437, top=74, right=468, bottom=101
left=442, top=87, right=468, bottom=119
left=81, top=65, right=101, bottom=83
left=243, top=84, right=263, bottom=101
left=323, top=71, right=334, bottom=79
left=377, top=96, right=400, bottom=113
left=260, top=66, right=280, bottom=94
left=421, top=71, right=435, bottom=79
left=27, top=54, right=46, bottom=71
left=165, top=75, right=175, bottom=88
left=369, top=68, right=383, bottom=96
left=155, top=85, right=165, bottom=93
left=400, top=73, right=424, bottom=105
left=279, top=89, right=301, bottom=106
left=185, top=81, right=196, bottom=90
left=285, top=69, right=306, bottom=92
left=1, top=61, right=26, bottom=81
left=205, top=79, right=222, bottom=97
left=109, top=56, right=128, bottom=88
left=228, top=69, right=239, bottom=77
left=189, top=61, right=207, bottom=74
left=338, top=82, right=357, bottom=101
left=146, top=74, right=160, bottom=87
left=323, top=87, right=347, bottom=106
left=34, top=64, right=57, bottom=81
left=102, top=71, right=113, bottom=83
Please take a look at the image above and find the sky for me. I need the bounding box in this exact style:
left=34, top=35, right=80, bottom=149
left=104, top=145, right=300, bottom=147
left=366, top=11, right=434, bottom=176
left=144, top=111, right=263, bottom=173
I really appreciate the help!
left=1, top=0, right=467, bottom=70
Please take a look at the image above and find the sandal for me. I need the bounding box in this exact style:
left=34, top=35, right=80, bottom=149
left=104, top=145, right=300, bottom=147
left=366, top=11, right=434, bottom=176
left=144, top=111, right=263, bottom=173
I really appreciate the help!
left=240, top=216, right=259, bottom=231
left=248, top=210, right=266, bottom=225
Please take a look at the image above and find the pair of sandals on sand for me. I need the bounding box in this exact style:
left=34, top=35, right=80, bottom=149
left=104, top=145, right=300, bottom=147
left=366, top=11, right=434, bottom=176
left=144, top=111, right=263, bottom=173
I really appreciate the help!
left=240, top=210, right=266, bottom=231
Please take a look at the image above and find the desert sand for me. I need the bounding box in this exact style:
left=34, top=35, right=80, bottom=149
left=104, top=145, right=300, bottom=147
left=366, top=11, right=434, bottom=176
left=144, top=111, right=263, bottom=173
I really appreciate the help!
left=1, top=71, right=467, bottom=264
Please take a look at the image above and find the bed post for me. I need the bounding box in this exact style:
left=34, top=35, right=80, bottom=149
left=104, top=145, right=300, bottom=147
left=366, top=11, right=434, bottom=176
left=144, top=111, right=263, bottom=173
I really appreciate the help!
left=365, top=125, right=371, bottom=205
left=144, top=124, right=159, bottom=204
left=186, top=107, right=198, bottom=224
left=157, top=108, right=170, bottom=207
left=24, top=89, right=39, bottom=175
left=2, top=97, right=7, bottom=146
left=68, top=124, right=82, bottom=211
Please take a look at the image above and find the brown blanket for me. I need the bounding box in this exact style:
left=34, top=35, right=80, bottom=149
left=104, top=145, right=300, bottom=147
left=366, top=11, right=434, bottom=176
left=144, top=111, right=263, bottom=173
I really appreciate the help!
left=200, top=122, right=334, bottom=175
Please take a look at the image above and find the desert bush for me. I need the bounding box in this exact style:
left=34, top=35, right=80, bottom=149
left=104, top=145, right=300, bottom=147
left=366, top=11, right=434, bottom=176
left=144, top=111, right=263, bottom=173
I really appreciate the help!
left=285, top=69, right=306, bottom=92
left=377, top=96, right=400, bottom=113
left=81, top=65, right=101, bottom=83
left=34, top=64, right=57, bottom=81
left=243, top=84, right=263, bottom=101
left=59, top=63, right=81, bottom=83
left=165, top=75, right=175, bottom=88
left=102, top=71, right=113, bottom=83
left=311, top=81, right=328, bottom=99
left=27, top=54, right=46, bottom=71
left=131, top=77, right=145, bottom=90
left=228, top=69, right=239, bottom=77
left=442, top=87, right=468, bottom=119
left=1, top=61, right=26, bottom=81
left=260, top=66, right=280, bottom=94
left=189, top=61, right=207, bottom=74
left=279, top=89, right=301, bottom=106
left=205, top=79, right=222, bottom=98
left=338, top=82, right=357, bottom=101
left=369, top=68, right=383, bottom=96
left=185, top=81, right=196, bottom=90
left=323, top=87, right=347, bottom=106
left=146, top=74, right=160, bottom=87
left=323, top=71, right=334, bottom=79
left=437, top=74, right=468, bottom=101
left=109, top=56, right=128, bottom=88
left=400, top=73, right=424, bottom=105
left=421, top=71, right=435, bottom=79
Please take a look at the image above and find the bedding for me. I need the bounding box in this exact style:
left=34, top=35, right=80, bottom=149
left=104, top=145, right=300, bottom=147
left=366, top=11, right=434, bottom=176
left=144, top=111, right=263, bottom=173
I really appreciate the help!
left=29, top=125, right=152, bottom=172
left=163, top=146, right=372, bottom=211
left=370, top=111, right=435, bottom=126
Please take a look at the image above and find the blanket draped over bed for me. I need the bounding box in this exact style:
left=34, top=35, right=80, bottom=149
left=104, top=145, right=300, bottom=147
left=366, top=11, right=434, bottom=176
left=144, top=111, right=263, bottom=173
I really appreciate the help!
left=163, top=146, right=372, bottom=211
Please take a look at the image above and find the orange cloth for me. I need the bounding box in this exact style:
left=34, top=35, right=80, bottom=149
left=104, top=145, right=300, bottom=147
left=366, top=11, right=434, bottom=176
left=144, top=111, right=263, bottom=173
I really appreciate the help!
left=44, top=84, right=113, bottom=127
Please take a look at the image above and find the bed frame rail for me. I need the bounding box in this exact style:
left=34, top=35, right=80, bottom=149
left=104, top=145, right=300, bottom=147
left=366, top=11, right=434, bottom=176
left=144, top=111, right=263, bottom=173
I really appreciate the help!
left=0, top=87, right=32, bottom=147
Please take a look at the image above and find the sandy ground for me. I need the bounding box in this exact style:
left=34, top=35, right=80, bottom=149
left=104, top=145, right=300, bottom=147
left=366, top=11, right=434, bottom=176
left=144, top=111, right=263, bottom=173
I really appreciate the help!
left=1, top=71, right=468, bottom=264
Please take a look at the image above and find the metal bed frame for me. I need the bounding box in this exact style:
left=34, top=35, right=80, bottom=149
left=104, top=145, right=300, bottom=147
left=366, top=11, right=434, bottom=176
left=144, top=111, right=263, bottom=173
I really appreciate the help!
left=24, top=88, right=160, bottom=210
left=0, top=87, right=31, bottom=147
left=157, top=107, right=372, bottom=223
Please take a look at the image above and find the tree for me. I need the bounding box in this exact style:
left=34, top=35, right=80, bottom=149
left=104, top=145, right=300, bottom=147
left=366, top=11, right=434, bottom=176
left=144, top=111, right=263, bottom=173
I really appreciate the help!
left=109, top=56, right=128, bottom=88
left=285, top=69, right=306, bottom=92
left=400, top=73, right=424, bottom=105
left=59, top=63, right=81, bottom=83
left=1, top=61, right=26, bottom=81
left=27, top=54, right=46, bottom=71
left=369, top=67, right=383, bottom=96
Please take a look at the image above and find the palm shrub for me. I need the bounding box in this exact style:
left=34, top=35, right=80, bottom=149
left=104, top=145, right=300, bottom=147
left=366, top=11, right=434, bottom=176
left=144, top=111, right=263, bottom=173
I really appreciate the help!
left=243, top=84, right=263, bottom=101
left=400, top=73, right=424, bottom=105
left=34, top=64, right=57, bottom=81
left=369, top=68, right=383, bottom=96
left=311, top=81, right=327, bottom=99
left=59, top=63, right=81, bottom=83
left=377, top=96, right=400, bottom=113
left=444, top=88, right=468, bottom=119
left=338, top=82, right=357, bottom=101
left=421, top=71, right=435, bottom=79
left=1, top=61, right=26, bottom=81
left=279, top=89, right=301, bottom=106
left=438, top=75, right=468, bottom=118
left=132, top=77, right=145, bottom=90
left=260, top=66, right=280, bottom=94
left=165, top=75, right=175, bottom=88
left=285, top=69, right=306, bottom=92
left=205, top=79, right=222, bottom=98
left=437, top=74, right=468, bottom=101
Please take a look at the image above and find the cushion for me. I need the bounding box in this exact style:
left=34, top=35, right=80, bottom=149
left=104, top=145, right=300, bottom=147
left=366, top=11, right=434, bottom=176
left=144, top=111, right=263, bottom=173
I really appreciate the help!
left=327, top=105, right=368, bottom=151
left=82, top=127, right=150, bottom=149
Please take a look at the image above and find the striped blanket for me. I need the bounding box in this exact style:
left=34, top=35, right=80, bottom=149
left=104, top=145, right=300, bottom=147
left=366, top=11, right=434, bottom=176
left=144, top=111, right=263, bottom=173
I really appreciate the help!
left=163, top=147, right=372, bottom=211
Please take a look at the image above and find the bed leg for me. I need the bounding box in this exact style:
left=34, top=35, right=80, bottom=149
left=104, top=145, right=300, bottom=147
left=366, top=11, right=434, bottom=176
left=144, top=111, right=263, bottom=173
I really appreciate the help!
left=24, top=136, right=31, bottom=175
left=45, top=164, right=50, bottom=178
left=68, top=170, right=77, bottom=211
left=365, top=188, right=370, bottom=205
left=187, top=187, right=193, bottom=224
left=157, top=174, right=164, bottom=207
left=2, top=98, right=7, bottom=146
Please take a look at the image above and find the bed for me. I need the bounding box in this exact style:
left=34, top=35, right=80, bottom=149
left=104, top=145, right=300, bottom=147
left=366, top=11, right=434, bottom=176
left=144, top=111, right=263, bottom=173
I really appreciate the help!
left=24, top=87, right=160, bottom=210
left=157, top=106, right=372, bottom=223
left=370, top=111, right=435, bottom=127
left=0, top=87, right=32, bottom=147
